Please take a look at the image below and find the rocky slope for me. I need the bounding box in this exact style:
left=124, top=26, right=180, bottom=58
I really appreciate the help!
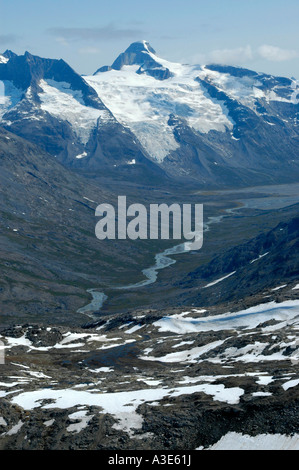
left=0, top=127, right=164, bottom=325
left=0, top=284, right=298, bottom=450
left=177, top=212, right=299, bottom=307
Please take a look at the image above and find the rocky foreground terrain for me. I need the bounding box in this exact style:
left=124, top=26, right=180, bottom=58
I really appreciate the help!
left=0, top=283, right=299, bottom=450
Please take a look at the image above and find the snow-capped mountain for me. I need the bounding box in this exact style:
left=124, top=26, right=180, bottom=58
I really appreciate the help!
left=1, top=41, right=299, bottom=186
left=0, top=49, right=163, bottom=181
left=87, top=40, right=299, bottom=185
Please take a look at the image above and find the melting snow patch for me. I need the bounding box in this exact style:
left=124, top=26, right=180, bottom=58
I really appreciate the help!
left=140, top=340, right=225, bottom=363
left=4, top=420, right=23, bottom=436
left=203, top=271, right=236, bottom=288
left=154, top=300, right=299, bottom=334
left=67, top=410, right=93, bottom=434
left=125, top=325, right=144, bottom=334
left=76, top=152, right=87, bottom=159
left=205, top=432, right=299, bottom=450
left=83, top=196, right=95, bottom=203
left=250, top=252, right=269, bottom=264
left=271, top=285, right=287, bottom=291
left=282, top=378, right=299, bottom=391
left=44, top=419, right=54, bottom=427
left=0, top=417, right=7, bottom=426
left=39, top=79, right=110, bottom=144
left=11, top=384, right=244, bottom=435
left=256, top=375, right=274, bottom=386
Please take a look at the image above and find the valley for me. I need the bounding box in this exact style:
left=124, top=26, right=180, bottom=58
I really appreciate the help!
left=0, top=38, right=298, bottom=451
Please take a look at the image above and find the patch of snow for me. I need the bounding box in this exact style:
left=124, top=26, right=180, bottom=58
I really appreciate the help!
left=271, top=285, right=287, bottom=291
left=154, top=300, right=299, bottom=334
left=205, top=432, right=299, bottom=450
left=172, top=340, right=195, bottom=349
left=86, top=61, right=234, bottom=162
left=250, top=252, right=269, bottom=264
left=0, top=55, right=9, bottom=64
left=203, top=271, right=236, bottom=288
left=75, top=152, right=88, bottom=159
left=39, top=79, right=111, bottom=144
left=11, top=383, right=244, bottom=435
left=125, top=324, right=144, bottom=334
left=136, top=378, right=162, bottom=386
left=140, top=340, right=225, bottom=363
left=4, top=420, right=23, bottom=436
left=67, top=410, right=92, bottom=434
left=0, top=80, right=23, bottom=120
left=25, top=371, right=51, bottom=379
left=89, top=367, right=113, bottom=374
left=44, top=419, right=54, bottom=427
left=0, top=417, right=7, bottom=426
left=256, top=375, right=274, bottom=386
left=83, top=196, right=95, bottom=203
left=282, top=378, right=299, bottom=391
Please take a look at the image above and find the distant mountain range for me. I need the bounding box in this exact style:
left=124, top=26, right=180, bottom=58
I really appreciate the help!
left=1, top=40, right=299, bottom=186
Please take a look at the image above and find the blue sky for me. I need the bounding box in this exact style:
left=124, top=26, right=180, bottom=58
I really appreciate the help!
left=1, top=0, right=298, bottom=77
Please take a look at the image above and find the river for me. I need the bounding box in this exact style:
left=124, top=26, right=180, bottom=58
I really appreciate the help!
left=78, top=182, right=299, bottom=318
left=77, top=212, right=230, bottom=318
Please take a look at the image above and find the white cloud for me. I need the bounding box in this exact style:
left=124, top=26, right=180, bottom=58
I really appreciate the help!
left=208, top=45, right=253, bottom=64
left=78, top=47, right=101, bottom=55
left=55, top=36, right=70, bottom=47
left=258, top=45, right=299, bottom=62
left=0, top=34, right=19, bottom=45
left=190, top=45, right=253, bottom=65
left=189, top=44, right=299, bottom=67
left=47, top=24, right=145, bottom=42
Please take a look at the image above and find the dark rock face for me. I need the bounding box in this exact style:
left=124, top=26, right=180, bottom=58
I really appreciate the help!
left=2, top=50, right=18, bottom=60
left=111, top=41, right=158, bottom=70
left=1, top=325, right=63, bottom=347
left=180, top=214, right=299, bottom=306
left=161, top=74, right=299, bottom=186
left=94, top=41, right=174, bottom=81
left=25, top=326, right=63, bottom=347
left=0, top=52, right=100, bottom=103
left=136, top=65, right=173, bottom=81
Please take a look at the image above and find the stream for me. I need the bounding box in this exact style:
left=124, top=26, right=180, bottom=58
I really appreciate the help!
left=77, top=212, right=229, bottom=318
left=77, top=182, right=299, bottom=319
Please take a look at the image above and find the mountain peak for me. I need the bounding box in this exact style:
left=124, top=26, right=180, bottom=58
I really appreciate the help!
left=0, top=50, right=17, bottom=64
left=110, top=40, right=158, bottom=71
left=3, top=50, right=18, bottom=59
left=94, top=40, right=173, bottom=80
left=124, top=40, right=156, bottom=55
